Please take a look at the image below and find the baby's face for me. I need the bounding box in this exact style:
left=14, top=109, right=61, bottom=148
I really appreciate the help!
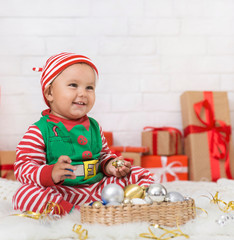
left=48, top=63, right=96, bottom=120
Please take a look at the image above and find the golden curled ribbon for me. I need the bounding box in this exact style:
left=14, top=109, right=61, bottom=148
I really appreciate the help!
left=209, top=192, right=234, bottom=213
left=139, top=223, right=189, bottom=240
left=73, top=224, right=88, bottom=240
left=11, top=201, right=63, bottom=220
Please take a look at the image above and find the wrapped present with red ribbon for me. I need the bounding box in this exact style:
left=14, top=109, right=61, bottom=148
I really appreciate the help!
left=0, top=151, right=16, bottom=180
left=141, top=155, right=188, bottom=182
left=142, top=127, right=182, bottom=156
left=181, top=91, right=234, bottom=181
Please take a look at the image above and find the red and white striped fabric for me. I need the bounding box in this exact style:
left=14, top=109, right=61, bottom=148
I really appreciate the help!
left=33, top=52, right=99, bottom=107
left=13, top=123, right=154, bottom=214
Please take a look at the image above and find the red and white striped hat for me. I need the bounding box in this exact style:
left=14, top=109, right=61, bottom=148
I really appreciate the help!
left=33, top=52, right=98, bottom=107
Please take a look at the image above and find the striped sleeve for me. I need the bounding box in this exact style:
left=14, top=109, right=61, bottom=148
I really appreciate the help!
left=98, top=124, right=117, bottom=175
left=14, top=125, right=54, bottom=187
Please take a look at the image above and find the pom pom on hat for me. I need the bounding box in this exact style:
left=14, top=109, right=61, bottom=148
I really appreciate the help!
left=33, top=52, right=98, bottom=107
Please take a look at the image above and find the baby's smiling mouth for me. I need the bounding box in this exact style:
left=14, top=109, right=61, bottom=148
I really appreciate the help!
left=73, top=101, right=86, bottom=106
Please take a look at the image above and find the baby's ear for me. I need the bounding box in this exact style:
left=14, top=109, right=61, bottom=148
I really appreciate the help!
left=44, top=84, right=53, bottom=103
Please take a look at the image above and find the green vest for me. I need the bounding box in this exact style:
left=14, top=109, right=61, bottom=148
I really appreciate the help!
left=34, top=113, right=103, bottom=186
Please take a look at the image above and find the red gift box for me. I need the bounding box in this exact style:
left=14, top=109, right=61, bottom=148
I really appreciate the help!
left=141, top=155, right=188, bottom=182
left=103, top=132, right=113, bottom=147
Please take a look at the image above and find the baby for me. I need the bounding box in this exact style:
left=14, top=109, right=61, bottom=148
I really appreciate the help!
left=13, top=52, right=153, bottom=214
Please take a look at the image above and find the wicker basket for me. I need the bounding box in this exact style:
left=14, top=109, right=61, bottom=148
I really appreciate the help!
left=80, top=198, right=196, bottom=227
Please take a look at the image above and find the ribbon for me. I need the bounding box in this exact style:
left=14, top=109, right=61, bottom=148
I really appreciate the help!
left=209, top=191, right=234, bottom=213
left=73, top=224, right=88, bottom=240
left=147, top=157, right=187, bottom=182
left=143, top=127, right=182, bottom=155
left=0, top=164, right=14, bottom=178
left=12, top=201, right=64, bottom=220
left=139, top=223, right=189, bottom=240
left=183, top=91, right=232, bottom=181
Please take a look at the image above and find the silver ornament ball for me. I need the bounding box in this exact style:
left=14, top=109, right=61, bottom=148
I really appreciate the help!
left=101, top=183, right=124, bottom=204
left=164, top=191, right=184, bottom=202
left=147, top=183, right=167, bottom=202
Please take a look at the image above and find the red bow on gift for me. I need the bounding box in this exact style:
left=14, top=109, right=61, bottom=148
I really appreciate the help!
left=184, top=92, right=232, bottom=181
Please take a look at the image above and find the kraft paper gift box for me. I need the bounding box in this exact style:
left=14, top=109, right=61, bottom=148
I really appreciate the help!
left=142, top=127, right=183, bottom=156
left=121, top=152, right=141, bottom=166
left=0, top=151, right=16, bottom=180
left=180, top=91, right=234, bottom=181
left=141, top=155, right=188, bottom=182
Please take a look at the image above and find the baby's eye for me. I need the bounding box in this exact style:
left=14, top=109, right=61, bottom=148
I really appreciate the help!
left=69, top=83, right=78, bottom=88
left=86, top=86, right=94, bottom=90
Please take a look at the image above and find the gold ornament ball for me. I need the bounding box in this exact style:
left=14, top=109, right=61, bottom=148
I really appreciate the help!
left=92, top=201, right=103, bottom=209
left=124, top=184, right=146, bottom=199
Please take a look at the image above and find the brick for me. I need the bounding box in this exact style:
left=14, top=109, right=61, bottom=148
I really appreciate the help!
left=208, top=37, right=234, bottom=54
left=113, top=131, right=141, bottom=146
left=181, top=18, right=234, bottom=35
left=171, top=74, right=220, bottom=91
left=221, top=75, right=234, bottom=91
left=143, top=93, right=181, bottom=111
left=0, top=18, right=75, bottom=36
left=0, top=0, right=90, bottom=17
left=111, top=93, right=142, bottom=112
left=0, top=56, right=21, bottom=75
left=174, top=0, right=205, bottom=17
left=159, top=36, right=206, bottom=55
left=140, top=74, right=170, bottom=92
left=204, top=0, right=234, bottom=17
left=46, top=37, right=98, bottom=55
left=97, top=74, right=141, bottom=93
left=75, top=18, right=128, bottom=36
left=145, top=0, right=173, bottom=17
left=99, top=37, right=156, bottom=55
left=90, top=0, right=144, bottom=17
left=129, top=18, right=180, bottom=35
left=97, top=56, right=160, bottom=74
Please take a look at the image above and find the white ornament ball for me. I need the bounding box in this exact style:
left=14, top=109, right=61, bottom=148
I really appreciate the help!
left=131, top=198, right=147, bottom=205
left=106, top=201, right=121, bottom=206
left=101, top=183, right=124, bottom=204
left=164, top=191, right=184, bottom=202
left=147, top=183, right=167, bottom=202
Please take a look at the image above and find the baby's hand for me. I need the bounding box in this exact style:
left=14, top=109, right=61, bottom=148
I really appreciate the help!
left=52, top=155, right=77, bottom=184
left=105, top=156, right=131, bottom=178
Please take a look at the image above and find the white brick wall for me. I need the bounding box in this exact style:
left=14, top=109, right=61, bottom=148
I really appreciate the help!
left=1, top=0, right=234, bottom=150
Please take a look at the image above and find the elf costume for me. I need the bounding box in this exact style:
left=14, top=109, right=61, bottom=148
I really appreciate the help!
left=12, top=53, right=154, bottom=214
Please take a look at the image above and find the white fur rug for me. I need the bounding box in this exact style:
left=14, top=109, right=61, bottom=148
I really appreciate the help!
left=0, top=178, right=234, bottom=240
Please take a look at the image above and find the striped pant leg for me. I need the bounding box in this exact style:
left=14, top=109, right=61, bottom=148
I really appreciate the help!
left=12, top=184, right=75, bottom=214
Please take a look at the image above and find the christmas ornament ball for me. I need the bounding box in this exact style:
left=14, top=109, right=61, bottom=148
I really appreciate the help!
left=92, top=201, right=103, bottom=208
left=147, top=183, right=167, bottom=202
left=124, top=184, right=145, bottom=199
left=101, top=183, right=124, bottom=204
left=165, top=191, right=184, bottom=202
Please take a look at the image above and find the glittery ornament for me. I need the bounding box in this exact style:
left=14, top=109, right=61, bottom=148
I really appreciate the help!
left=112, top=159, right=125, bottom=168
left=92, top=201, right=103, bottom=209
left=147, top=183, right=167, bottom=202
left=101, top=184, right=124, bottom=204
left=165, top=191, right=184, bottom=202
left=124, top=184, right=146, bottom=199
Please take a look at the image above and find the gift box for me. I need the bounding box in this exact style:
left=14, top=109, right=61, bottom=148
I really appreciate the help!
left=141, top=155, right=188, bottom=182
left=121, top=152, right=141, bottom=166
left=103, top=132, right=113, bottom=147
left=142, top=127, right=182, bottom=156
left=110, top=146, right=149, bottom=154
left=0, top=151, right=16, bottom=180
left=180, top=91, right=234, bottom=181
